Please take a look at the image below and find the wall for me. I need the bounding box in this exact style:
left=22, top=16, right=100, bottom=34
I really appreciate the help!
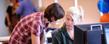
left=79, top=0, right=100, bottom=24
left=0, top=0, right=9, bottom=36
left=42, top=0, right=100, bottom=24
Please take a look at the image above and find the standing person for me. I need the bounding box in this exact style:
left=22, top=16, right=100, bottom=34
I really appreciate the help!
left=16, top=0, right=38, bottom=19
left=5, top=0, right=19, bottom=33
left=52, top=11, right=74, bottom=44
left=9, top=3, right=65, bottom=44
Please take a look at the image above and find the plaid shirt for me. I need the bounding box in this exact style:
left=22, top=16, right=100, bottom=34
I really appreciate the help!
left=9, top=12, right=44, bottom=44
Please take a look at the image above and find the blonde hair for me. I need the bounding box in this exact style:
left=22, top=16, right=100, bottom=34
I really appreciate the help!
left=65, top=9, right=74, bottom=21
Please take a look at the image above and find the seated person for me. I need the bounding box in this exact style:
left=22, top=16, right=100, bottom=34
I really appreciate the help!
left=52, top=11, right=74, bottom=44
left=9, top=3, right=65, bottom=44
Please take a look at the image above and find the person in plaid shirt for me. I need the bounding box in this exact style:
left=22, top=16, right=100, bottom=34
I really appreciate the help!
left=9, top=3, right=65, bottom=44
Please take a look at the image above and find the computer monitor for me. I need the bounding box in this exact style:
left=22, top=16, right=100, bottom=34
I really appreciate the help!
left=74, top=24, right=102, bottom=44
left=74, top=23, right=109, bottom=44
left=103, top=27, right=109, bottom=44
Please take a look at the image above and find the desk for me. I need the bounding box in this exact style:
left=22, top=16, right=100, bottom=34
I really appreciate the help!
left=0, top=36, right=10, bottom=42
left=0, top=42, right=3, bottom=44
left=0, top=36, right=10, bottom=44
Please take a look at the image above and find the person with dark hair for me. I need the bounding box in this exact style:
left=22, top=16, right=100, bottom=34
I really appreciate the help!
left=9, top=3, right=65, bottom=44
left=44, top=3, right=64, bottom=22
left=5, top=0, right=20, bottom=33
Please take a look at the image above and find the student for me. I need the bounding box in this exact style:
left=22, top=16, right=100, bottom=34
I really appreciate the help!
left=9, top=3, right=65, bottom=44
left=16, top=0, right=38, bottom=18
left=5, top=0, right=19, bottom=33
left=52, top=11, right=74, bottom=44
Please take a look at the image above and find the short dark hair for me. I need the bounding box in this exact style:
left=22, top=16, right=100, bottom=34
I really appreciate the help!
left=44, top=3, right=65, bottom=22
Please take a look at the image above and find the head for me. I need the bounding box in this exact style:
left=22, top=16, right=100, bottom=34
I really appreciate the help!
left=44, top=3, right=65, bottom=22
left=65, top=12, right=74, bottom=30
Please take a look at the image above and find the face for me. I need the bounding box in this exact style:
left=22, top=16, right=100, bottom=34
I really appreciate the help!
left=42, top=17, right=49, bottom=27
left=43, top=16, right=55, bottom=27
left=65, top=14, right=74, bottom=30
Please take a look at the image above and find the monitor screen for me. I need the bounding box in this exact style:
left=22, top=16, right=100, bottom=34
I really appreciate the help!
left=104, top=27, right=109, bottom=44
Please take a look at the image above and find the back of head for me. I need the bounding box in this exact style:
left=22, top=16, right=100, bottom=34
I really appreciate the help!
left=44, top=3, right=65, bottom=22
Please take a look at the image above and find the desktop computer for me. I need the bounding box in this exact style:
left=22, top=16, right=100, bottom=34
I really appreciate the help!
left=74, top=23, right=109, bottom=44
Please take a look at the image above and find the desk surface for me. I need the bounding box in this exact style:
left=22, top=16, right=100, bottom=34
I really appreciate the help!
left=0, top=36, right=10, bottom=42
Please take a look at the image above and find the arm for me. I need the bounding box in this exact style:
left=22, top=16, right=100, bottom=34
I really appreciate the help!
left=31, top=24, right=41, bottom=44
left=6, top=6, right=12, bottom=27
left=52, top=34, right=59, bottom=44
left=6, top=13, right=11, bottom=26
left=31, top=33, right=40, bottom=44
left=52, top=31, right=61, bottom=44
left=31, top=19, right=41, bottom=44
left=31, top=12, right=44, bottom=44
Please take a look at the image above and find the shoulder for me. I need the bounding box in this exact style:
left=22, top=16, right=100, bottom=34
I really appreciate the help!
left=7, top=5, right=12, bottom=10
left=21, top=12, right=43, bottom=20
left=52, top=25, right=66, bottom=36
left=52, top=29, right=63, bottom=37
left=14, top=12, right=43, bottom=27
left=31, top=12, right=44, bottom=17
left=13, top=12, right=43, bottom=30
left=7, top=5, right=13, bottom=8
